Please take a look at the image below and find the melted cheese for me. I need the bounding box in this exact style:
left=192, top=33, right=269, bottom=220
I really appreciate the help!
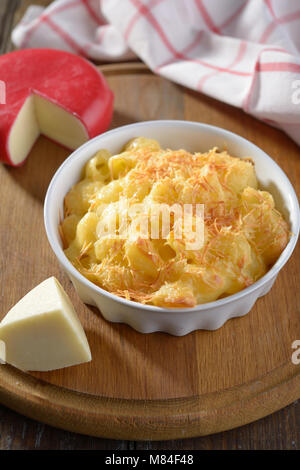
left=61, top=138, right=290, bottom=308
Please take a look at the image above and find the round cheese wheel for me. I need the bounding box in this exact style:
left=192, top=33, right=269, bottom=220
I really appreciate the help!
left=0, top=49, right=114, bottom=166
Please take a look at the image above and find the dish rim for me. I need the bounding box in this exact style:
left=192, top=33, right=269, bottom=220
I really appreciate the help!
left=44, top=120, right=300, bottom=314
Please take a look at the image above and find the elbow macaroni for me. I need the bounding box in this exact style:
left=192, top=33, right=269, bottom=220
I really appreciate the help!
left=61, top=137, right=290, bottom=308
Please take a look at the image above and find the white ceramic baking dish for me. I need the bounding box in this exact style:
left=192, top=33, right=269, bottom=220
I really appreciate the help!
left=44, top=121, right=299, bottom=335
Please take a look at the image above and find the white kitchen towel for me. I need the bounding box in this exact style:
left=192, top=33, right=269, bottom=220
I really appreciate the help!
left=12, top=0, right=300, bottom=145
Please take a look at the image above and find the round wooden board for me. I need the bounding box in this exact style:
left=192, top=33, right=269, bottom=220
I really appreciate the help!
left=0, top=63, right=299, bottom=441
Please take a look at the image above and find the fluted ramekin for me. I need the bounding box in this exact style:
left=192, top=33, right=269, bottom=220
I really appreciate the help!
left=44, top=121, right=299, bottom=335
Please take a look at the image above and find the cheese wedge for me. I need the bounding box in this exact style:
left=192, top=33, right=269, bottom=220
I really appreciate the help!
left=0, top=277, right=91, bottom=371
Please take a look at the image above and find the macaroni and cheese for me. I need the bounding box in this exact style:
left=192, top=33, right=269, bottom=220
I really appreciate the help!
left=60, top=137, right=289, bottom=308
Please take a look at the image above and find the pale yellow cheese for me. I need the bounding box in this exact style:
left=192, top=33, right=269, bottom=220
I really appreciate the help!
left=0, top=340, right=5, bottom=365
left=0, top=277, right=91, bottom=371
left=8, top=96, right=40, bottom=165
left=8, top=94, right=89, bottom=165
left=34, top=94, right=89, bottom=150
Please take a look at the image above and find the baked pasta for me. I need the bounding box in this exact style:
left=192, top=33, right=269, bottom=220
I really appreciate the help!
left=60, top=137, right=290, bottom=308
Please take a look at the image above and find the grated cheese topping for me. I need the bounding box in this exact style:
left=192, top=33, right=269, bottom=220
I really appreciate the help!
left=61, top=137, right=290, bottom=308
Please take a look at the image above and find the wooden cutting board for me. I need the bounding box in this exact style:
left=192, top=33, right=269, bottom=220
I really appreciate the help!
left=0, top=63, right=299, bottom=441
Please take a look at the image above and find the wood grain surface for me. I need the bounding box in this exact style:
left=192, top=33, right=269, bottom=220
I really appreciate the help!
left=0, top=0, right=299, bottom=450
left=0, top=61, right=299, bottom=442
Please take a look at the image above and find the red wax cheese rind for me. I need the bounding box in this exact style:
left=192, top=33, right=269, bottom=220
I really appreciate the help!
left=0, top=49, right=114, bottom=166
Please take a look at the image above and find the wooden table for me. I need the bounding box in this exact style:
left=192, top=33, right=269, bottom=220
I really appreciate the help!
left=0, top=0, right=299, bottom=450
